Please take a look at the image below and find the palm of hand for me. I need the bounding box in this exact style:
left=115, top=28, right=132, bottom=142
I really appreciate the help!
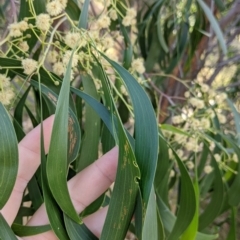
left=1, top=115, right=118, bottom=239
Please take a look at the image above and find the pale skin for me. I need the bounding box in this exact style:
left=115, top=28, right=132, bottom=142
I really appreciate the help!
left=0, top=115, right=118, bottom=239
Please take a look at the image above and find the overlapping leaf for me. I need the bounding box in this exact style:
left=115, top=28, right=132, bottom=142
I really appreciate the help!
left=199, top=152, right=224, bottom=230
left=0, top=213, right=18, bottom=240
left=88, top=64, right=140, bottom=240
left=75, top=74, right=100, bottom=172
left=0, top=103, right=18, bottom=209
left=167, top=148, right=196, bottom=240
left=46, top=52, right=81, bottom=223
left=102, top=55, right=159, bottom=210
left=197, top=0, right=227, bottom=54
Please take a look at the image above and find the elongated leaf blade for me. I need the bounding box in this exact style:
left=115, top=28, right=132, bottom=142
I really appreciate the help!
left=92, top=64, right=140, bottom=240
left=0, top=103, right=18, bottom=209
left=27, top=175, right=43, bottom=211
left=46, top=52, right=80, bottom=223
left=227, top=99, right=240, bottom=145
left=226, top=207, right=237, bottom=240
left=31, top=80, right=81, bottom=163
left=66, top=0, right=81, bottom=21
left=121, top=24, right=133, bottom=69
left=155, top=132, right=171, bottom=206
left=78, top=0, right=90, bottom=29
left=199, top=152, right=224, bottom=230
left=13, top=86, right=31, bottom=141
left=167, top=148, right=196, bottom=240
left=214, top=0, right=225, bottom=11
left=0, top=213, right=18, bottom=240
left=103, top=55, right=159, bottom=210
left=64, top=213, right=98, bottom=240
left=219, top=135, right=240, bottom=206
left=157, top=10, right=169, bottom=53
left=161, top=124, right=190, bottom=137
left=41, top=129, right=70, bottom=239
left=156, top=195, right=218, bottom=240
left=197, top=0, right=227, bottom=54
left=142, top=187, right=159, bottom=239
left=12, top=224, right=51, bottom=237
left=181, top=179, right=199, bottom=240
left=76, top=74, right=100, bottom=172
left=100, top=118, right=140, bottom=239
left=196, top=233, right=219, bottom=240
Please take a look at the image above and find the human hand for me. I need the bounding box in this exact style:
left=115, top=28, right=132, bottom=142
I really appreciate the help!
left=1, top=115, right=118, bottom=239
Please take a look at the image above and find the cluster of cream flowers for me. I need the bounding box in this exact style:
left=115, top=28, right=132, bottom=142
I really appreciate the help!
left=8, top=20, right=28, bottom=38
left=168, top=139, right=238, bottom=178
left=172, top=79, right=229, bottom=132
left=0, top=0, right=142, bottom=106
left=46, top=0, right=68, bottom=16
left=21, top=58, right=38, bottom=75
left=122, top=8, right=137, bottom=27
left=165, top=78, right=235, bottom=176
left=130, top=58, right=145, bottom=74
left=0, top=74, right=14, bottom=106
left=36, top=14, right=51, bottom=32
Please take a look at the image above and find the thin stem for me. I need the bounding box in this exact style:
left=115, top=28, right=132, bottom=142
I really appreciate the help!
left=147, top=72, right=190, bottom=86
left=148, top=80, right=186, bottom=105
left=108, top=80, right=134, bottom=116
left=10, top=0, right=17, bottom=22
left=38, top=17, right=67, bottom=69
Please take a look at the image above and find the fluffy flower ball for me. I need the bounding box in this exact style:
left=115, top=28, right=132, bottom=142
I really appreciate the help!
left=0, top=74, right=11, bottom=90
left=122, top=8, right=137, bottom=27
left=0, top=89, right=14, bottom=106
left=53, top=61, right=65, bottom=76
left=36, top=14, right=51, bottom=31
left=131, top=58, right=145, bottom=74
left=46, top=0, right=65, bottom=16
left=63, top=50, right=79, bottom=68
left=0, top=74, right=14, bottom=106
left=109, top=10, right=118, bottom=20
left=18, top=41, right=29, bottom=52
left=204, top=165, right=213, bottom=174
left=21, top=58, right=38, bottom=75
left=64, top=32, right=81, bottom=49
left=8, top=21, right=28, bottom=38
left=47, top=50, right=58, bottom=63
left=189, top=97, right=205, bottom=109
left=96, top=15, right=111, bottom=29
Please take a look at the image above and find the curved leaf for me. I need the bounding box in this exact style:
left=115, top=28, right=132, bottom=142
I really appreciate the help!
left=199, top=152, right=224, bottom=230
left=181, top=179, right=199, bottom=240
left=197, top=0, right=227, bottom=54
left=66, top=0, right=81, bottom=21
left=91, top=64, right=140, bottom=240
left=142, top=187, right=159, bottom=239
left=78, top=0, right=90, bottom=29
left=75, top=74, right=100, bottom=172
left=13, top=86, right=31, bottom=141
left=31, top=80, right=81, bottom=163
left=41, top=134, right=70, bottom=240
left=103, top=55, right=159, bottom=210
left=0, top=103, right=18, bottom=209
left=157, top=9, right=169, bottom=53
left=167, top=148, right=196, bottom=240
left=12, top=224, right=51, bottom=237
left=0, top=213, right=18, bottom=240
left=46, top=52, right=81, bottom=223
left=64, top=213, right=98, bottom=240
